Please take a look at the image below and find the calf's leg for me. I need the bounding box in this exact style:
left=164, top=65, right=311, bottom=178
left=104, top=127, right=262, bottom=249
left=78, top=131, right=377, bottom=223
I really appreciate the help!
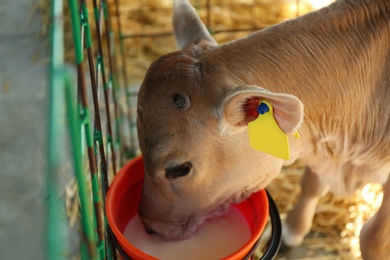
left=360, top=176, right=390, bottom=260
left=282, top=167, right=329, bottom=246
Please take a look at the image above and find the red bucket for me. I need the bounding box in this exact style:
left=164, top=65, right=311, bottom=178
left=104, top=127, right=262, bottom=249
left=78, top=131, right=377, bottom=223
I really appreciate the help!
left=106, top=156, right=269, bottom=259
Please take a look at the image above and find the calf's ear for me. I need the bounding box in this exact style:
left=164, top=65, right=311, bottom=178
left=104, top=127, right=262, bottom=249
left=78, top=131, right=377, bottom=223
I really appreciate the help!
left=221, top=85, right=304, bottom=134
left=173, top=0, right=217, bottom=49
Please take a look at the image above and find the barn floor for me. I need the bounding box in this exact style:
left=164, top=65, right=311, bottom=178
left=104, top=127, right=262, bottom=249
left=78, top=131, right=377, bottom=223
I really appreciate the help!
left=0, top=0, right=47, bottom=259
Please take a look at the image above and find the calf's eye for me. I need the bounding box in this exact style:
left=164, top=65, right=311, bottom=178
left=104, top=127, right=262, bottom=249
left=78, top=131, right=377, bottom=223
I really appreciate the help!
left=172, top=93, right=190, bottom=110
left=165, top=162, right=192, bottom=179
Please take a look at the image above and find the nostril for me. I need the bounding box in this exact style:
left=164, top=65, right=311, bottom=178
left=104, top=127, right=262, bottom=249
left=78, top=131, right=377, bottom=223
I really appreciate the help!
left=145, top=227, right=157, bottom=235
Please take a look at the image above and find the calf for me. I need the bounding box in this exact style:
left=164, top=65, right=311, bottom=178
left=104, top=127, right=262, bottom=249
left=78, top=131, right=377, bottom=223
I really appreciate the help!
left=136, top=0, right=390, bottom=258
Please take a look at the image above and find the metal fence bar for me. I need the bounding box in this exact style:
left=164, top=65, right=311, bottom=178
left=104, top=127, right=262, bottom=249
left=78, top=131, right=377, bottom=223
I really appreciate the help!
left=46, top=0, right=69, bottom=258
left=91, top=0, right=119, bottom=177
left=64, top=70, right=99, bottom=260
left=47, top=0, right=102, bottom=258
left=81, top=1, right=108, bottom=205
left=83, top=3, right=117, bottom=258
left=115, top=0, right=137, bottom=158
left=89, top=0, right=120, bottom=258
left=101, top=0, right=126, bottom=168
left=80, top=1, right=108, bottom=259
left=120, top=27, right=265, bottom=40
left=67, top=0, right=106, bottom=258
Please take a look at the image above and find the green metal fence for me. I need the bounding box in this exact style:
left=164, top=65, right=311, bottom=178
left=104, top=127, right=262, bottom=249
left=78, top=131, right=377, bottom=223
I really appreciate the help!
left=46, top=0, right=137, bottom=258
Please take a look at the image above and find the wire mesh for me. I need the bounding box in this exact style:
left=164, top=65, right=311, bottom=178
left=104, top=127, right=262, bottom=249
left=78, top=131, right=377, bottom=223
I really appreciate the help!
left=46, top=0, right=130, bottom=258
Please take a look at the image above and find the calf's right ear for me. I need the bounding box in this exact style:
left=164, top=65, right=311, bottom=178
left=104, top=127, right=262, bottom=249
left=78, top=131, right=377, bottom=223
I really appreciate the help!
left=173, top=0, right=217, bottom=49
left=220, top=85, right=304, bottom=135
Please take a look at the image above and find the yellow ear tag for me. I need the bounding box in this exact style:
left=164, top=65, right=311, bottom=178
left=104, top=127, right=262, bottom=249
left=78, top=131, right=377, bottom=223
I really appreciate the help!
left=248, top=100, right=295, bottom=160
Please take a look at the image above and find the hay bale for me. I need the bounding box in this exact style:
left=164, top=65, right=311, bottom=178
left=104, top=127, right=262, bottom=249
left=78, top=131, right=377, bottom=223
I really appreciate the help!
left=262, top=162, right=382, bottom=258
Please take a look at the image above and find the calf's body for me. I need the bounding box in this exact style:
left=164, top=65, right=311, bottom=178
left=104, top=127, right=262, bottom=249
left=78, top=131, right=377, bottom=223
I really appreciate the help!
left=136, top=0, right=390, bottom=258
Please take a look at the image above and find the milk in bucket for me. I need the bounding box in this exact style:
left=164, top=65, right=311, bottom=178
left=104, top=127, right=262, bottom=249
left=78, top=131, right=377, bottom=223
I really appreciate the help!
left=124, top=205, right=251, bottom=260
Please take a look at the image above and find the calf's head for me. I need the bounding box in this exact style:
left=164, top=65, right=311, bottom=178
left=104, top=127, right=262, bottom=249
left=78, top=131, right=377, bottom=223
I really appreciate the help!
left=136, top=0, right=304, bottom=240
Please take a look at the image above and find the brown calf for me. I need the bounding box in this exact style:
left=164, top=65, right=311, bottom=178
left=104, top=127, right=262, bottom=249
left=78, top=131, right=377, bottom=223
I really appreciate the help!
left=136, top=0, right=390, bottom=258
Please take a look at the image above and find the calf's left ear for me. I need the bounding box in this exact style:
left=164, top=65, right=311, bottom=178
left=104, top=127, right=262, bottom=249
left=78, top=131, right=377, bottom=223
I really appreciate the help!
left=173, top=0, right=217, bottom=49
left=221, top=85, right=304, bottom=134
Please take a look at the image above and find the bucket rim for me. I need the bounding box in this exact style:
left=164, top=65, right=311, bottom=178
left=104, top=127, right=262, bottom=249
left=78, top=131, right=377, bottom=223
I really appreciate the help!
left=106, top=156, right=270, bottom=260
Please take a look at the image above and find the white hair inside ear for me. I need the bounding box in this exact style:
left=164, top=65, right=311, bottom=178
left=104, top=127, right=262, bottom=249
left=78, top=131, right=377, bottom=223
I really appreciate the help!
left=219, top=85, right=304, bottom=135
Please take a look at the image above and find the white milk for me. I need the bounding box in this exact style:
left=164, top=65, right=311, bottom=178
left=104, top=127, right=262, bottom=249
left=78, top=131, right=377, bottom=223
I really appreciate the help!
left=123, top=206, right=251, bottom=260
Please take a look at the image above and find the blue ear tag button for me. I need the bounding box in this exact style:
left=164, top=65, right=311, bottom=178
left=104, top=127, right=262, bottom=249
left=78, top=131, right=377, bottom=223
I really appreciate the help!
left=248, top=101, right=299, bottom=160
left=257, top=102, right=270, bottom=115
